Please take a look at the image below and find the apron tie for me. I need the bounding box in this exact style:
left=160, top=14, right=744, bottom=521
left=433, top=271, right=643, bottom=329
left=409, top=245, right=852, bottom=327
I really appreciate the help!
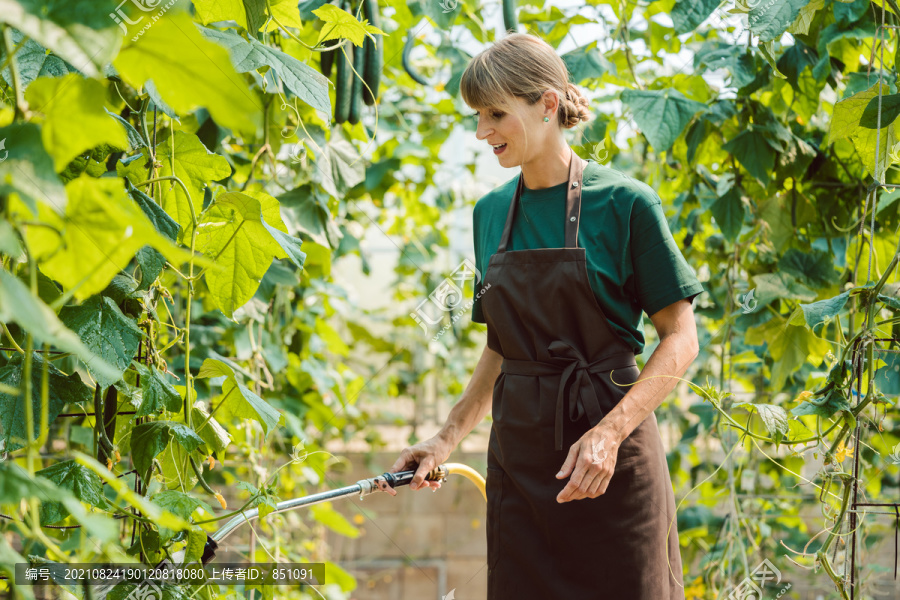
left=500, top=343, right=638, bottom=451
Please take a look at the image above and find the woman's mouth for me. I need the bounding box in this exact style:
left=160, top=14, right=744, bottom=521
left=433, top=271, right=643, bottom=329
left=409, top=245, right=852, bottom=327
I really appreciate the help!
left=492, top=143, right=507, bottom=155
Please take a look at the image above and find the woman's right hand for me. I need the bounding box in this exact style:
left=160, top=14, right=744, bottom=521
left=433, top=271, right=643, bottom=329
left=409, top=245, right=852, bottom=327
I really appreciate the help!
left=379, top=434, right=456, bottom=496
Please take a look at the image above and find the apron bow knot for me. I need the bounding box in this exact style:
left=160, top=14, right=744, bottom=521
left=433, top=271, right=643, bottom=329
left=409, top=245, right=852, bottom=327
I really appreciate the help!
left=548, top=340, right=607, bottom=452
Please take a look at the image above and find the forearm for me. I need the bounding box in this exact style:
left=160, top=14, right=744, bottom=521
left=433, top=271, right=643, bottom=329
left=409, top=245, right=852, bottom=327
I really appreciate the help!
left=438, top=343, right=502, bottom=448
left=601, top=332, right=698, bottom=444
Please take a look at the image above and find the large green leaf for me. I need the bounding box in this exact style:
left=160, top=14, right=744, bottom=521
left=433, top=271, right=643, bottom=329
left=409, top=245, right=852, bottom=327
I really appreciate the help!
left=747, top=0, right=811, bottom=42
left=198, top=27, right=331, bottom=114
left=59, top=297, right=144, bottom=388
left=722, top=128, right=776, bottom=185
left=0, top=122, right=66, bottom=215
left=118, top=131, right=230, bottom=239
left=24, top=74, right=129, bottom=171
left=0, top=270, right=120, bottom=383
left=0, top=29, right=78, bottom=91
left=0, top=0, right=122, bottom=79
left=133, top=363, right=182, bottom=418
left=0, top=353, right=92, bottom=452
left=197, top=358, right=282, bottom=436
left=17, top=175, right=190, bottom=300
left=126, top=180, right=181, bottom=290
left=112, top=10, right=261, bottom=137
left=751, top=271, right=818, bottom=306
left=791, top=388, right=851, bottom=418
left=620, top=89, right=707, bottom=152
left=196, top=191, right=303, bottom=316
left=796, top=291, right=850, bottom=332
left=734, top=402, right=789, bottom=437
left=710, top=186, right=746, bottom=242
left=828, top=82, right=900, bottom=176
left=36, top=459, right=104, bottom=524
left=671, top=0, right=720, bottom=34
left=0, top=462, right=119, bottom=543
left=131, top=421, right=205, bottom=479
left=561, top=44, right=610, bottom=84
left=860, top=93, right=900, bottom=129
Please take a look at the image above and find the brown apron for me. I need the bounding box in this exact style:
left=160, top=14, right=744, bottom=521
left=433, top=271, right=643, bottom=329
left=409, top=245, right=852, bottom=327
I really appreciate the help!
left=480, top=148, right=685, bottom=599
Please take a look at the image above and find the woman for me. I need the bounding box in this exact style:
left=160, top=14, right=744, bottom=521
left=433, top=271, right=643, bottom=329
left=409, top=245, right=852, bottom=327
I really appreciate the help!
left=384, top=33, right=703, bottom=599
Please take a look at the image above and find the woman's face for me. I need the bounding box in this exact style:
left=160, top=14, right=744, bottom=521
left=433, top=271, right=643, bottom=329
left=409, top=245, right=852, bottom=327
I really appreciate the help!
left=473, top=94, right=551, bottom=167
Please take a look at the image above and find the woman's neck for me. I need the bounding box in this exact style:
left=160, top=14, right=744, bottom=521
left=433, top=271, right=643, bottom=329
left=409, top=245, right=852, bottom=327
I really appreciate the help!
left=520, top=143, right=573, bottom=190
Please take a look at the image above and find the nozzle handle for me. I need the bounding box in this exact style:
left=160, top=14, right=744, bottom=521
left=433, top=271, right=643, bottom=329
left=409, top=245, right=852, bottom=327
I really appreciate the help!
left=378, top=464, right=447, bottom=488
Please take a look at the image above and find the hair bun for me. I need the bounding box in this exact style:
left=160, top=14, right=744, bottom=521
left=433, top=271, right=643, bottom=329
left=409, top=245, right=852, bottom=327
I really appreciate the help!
left=561, top=83, right=590, bottom=129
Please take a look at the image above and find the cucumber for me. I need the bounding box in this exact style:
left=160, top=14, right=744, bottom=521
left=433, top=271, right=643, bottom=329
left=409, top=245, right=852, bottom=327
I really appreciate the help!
left=362, top=0, right=383, bottom=105
left=334, top=0, right=353, bottom=123
left=321, top=46, right=335, bottom=78
left=402, top=27, right=429, bottom=86
left=348, top=42, right=365, bottom=124
left=502, top=0, right=517, bottom=32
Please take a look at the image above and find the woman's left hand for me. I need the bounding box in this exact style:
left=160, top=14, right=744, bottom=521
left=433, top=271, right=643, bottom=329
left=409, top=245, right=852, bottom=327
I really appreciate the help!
left=555, top=422, right=622, bottom=503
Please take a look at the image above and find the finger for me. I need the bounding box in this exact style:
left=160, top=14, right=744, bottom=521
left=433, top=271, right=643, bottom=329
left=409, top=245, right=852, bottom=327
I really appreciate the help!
left=587, top=470, right=606, bottom=497
left=557, top=479, right=581, bottom=503
left=389, top=451, right=410, bottom=473
left=556, top=443, right=581, bottom=479
left=410, top=459, right=434, bottom=490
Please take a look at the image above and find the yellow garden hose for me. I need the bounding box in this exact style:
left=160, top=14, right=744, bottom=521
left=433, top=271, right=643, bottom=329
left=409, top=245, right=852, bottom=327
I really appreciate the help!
left=444, top=462, right=487, bottom=502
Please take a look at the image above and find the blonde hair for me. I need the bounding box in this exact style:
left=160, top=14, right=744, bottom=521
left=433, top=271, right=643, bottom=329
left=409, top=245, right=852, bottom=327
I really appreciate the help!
left=459, top=33, right=591, bottom=129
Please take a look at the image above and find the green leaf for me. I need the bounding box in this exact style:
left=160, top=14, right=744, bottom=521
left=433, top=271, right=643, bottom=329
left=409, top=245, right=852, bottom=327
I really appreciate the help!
left=828, top=82, right=900, bottom=176
left=112, top=10, right=261, bottom=137
left=151, top=490, right=211, bottom=521
left=0, top=270, right=121, bottom=383
left=0, top=0, right=122, bottom=79
left=0, top=29, right=78, bottom=91
left=0, top=122, right=66, bottom=215
left=36, top=460, right=104, bottom=525
left=747, top=0, right=811, bottom=42
left=620, top=88, right=707, bottom=152
left=860, top=93, right=900, bottom=129
left=0, top=461, right=119, bottom=543
left=104, top=108, right=145, bottom=152
left=198, top=27, right=331, bottom=114
left=134, top=363, right=182, bottom=417
left=24, top=74, right=129, bottom=171
left=797, top=291, right=850, bottom=331
left=197, top=358, right=282, bottom=436
left=710, top=186, right=746, bottom=242
left=196, top=191, right=302, bottom=316
left=722, top=128, right=777, bottom=185
left=131, top=421, right=205, bottom=479
left=310, top=502, right=360, bottom=537
left=59, top=296, right=144, bottom=388
left=119, top=131, right=230, bottom=239
left=778, top=248, right=839, bottom=288
left=15, top=175, right=190, bottom=300
left=561, top=44, right=610, bottom=84
left=734, top=402, right=789, bottom=437
left=126, top=179, right=181, bottom=290
left=0, top=353, right=92, bottom=452
left=312, top=4, right=382, bottom=47
left=192, top=403, right=232, bottom=454
left=671, top=0, right=719, bottom=34
left=791, top=388, right=851, bottom=418
left=751, top=271, right=818, bottom=306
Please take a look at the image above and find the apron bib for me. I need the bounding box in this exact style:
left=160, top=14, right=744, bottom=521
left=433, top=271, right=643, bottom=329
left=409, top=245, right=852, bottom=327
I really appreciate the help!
left=480, top=148, right=685, bottom=599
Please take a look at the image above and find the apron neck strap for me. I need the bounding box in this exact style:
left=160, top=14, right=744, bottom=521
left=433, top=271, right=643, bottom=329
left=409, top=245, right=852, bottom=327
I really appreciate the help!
left=496, top=147, right=586, bottom=253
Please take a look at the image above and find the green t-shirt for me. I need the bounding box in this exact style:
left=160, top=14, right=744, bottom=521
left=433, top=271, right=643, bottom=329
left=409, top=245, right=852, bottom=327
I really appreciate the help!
left=471, top=159, right=704, bottom=355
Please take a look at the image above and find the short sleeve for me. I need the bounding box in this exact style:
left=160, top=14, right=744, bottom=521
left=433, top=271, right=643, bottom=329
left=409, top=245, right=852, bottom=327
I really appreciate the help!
left=628, top=179, right=704, bottom=317
left=471, top=204, right=486, bottom=324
